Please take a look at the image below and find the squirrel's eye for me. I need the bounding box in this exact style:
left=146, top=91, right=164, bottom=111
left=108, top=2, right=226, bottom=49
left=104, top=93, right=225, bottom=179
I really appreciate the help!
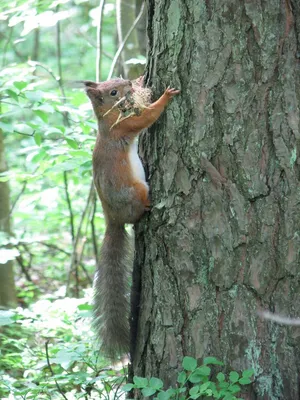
left=110, top=89, right=118, bottom=96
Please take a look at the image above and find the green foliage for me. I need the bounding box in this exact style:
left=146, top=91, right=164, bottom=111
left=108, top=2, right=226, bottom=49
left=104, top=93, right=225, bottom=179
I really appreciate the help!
left=0, top=0, right=114, bottom=297
left=0, top=293, right=127, bottom=399
left=0, top=0, right=129, bottom=397
left=124, top=356, right=254, bottom=400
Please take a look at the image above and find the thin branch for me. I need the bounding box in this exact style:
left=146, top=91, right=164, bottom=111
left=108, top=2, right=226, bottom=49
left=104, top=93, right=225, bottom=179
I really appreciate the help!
left=14, top=130, right=35, bottom=137
left=107, top=1, right=145, bottom=80
left=63, top=172, right=75, bottom=242
left=38, top=241, right=71, bottom=256
left=45, top=340, right=68, bottom=400
left=75, top=28, right=114, bottom=60
left=30, top=62, right=59, bottom=85
left=15, top=253, right=32, bottom=282
left=2, top=27, right=13, bottom=67
left=66, top=183, right=94, bottom=294
left=56, top=5, right=68, bottom=126
left=0, top=31, right=26, bottom=62
left=32, top=28, right=40, bottom=61
left=10, top=181, right=27, bottom=215
left=96, top=0, right=106, bottom=81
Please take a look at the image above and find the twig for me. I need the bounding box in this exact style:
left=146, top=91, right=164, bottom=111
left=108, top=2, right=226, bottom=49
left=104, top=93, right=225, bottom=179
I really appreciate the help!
left=32, top=28, right=40, bottom=61
left=38, top=242, right=71, bottom=256
left=107, top=1, right=145, bottom=80
left=29, top=62, right=59, bottom=85
left=56, top=5, right=68, bottom=126
left=75, top=28, right=114, bottom=60
left=14, top=130, right=35, bottom=137
left=96, top=0, right=106, bottom=81
left=10, top=181, right=27, bottom=215
left=103, top=95, right=127, bottom=116
left=2, top=27, right=13, bottom=67
left=0, top=31, right=26, bottom=62
left=63, top=171, right=75, bottom=242
left=15, top=253, right=32, bottom=282
left=45, top=340, right=68, bottom=400
left=66, top=183, right=94, bottom=295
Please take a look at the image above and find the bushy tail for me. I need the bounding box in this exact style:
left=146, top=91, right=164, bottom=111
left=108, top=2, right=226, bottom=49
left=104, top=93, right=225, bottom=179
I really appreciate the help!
left=93, top=223, right=131, bottom=358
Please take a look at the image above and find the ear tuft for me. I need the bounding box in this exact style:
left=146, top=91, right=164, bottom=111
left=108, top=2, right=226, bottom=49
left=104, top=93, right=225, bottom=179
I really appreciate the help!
left=83, top=80, right=98, bottom=88
left=72, top=80, right=99, bottom=89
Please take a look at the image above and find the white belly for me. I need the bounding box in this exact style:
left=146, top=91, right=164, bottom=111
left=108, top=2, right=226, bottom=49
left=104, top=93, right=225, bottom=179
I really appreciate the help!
left=129, top=141, right=148, bottom=189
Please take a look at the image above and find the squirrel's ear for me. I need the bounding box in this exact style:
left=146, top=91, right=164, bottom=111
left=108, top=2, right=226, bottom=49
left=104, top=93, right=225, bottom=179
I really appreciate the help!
left=68, top=80, right=99, bottom=89
left=82, top=80, right=98, bottom=88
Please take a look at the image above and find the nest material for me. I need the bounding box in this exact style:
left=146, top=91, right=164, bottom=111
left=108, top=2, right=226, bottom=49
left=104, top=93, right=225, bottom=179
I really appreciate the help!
left=104, top=83, right=152, bottom=130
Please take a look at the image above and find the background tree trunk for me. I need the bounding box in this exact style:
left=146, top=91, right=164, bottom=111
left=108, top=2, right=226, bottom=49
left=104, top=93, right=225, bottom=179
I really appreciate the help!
left=0, top=129, right=17, bottom=308
left=132, top=1, right=300, bottom=399
left=116, top=0, right=145, bottom=78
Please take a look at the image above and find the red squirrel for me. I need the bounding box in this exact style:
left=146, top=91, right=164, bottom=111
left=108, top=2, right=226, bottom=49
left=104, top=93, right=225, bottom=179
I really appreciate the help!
left=84, top=77, right=180, bottom=357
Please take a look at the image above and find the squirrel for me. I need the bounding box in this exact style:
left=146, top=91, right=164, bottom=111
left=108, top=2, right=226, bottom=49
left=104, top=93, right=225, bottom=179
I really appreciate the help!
left=84, top=76, right=180, bottom=358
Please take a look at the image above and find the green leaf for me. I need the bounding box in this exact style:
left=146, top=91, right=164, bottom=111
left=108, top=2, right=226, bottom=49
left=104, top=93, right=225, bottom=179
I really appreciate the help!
left=229, top=384, right=241, bottom=394
left=122, top=383, right=134, bottom=392
left=177, top=371, right=186, bottom=384
left=79, top=160, right=92, bottom=176
left=239, top=377, right=251, bottom=385
left=34, top=110, right=48, bottom=123
left=48, top=159, right=78, bottom=172
left=242, top=369, right=254, bottom=379
left=218, top=381, right=229, bottom=389
left=203, top=356, right=224, bottom=366
left=0, top=310, right=16, bottom=326
left=34, top=104, right=55, bottom=113
left=133, top=376, right=148, bottom=388
left=199, top=381, right=211, bottom=392
left=31, top=149, right=47, bottom=163
left=189, top=385, right=200, bottom=396
left=229, top=371, right=239, bottom=383
left=6, top=89, right=19, bottom=102
left=157, top=391, right=172, bottom=400
left=66, top=138, right=79, bottom=149
left=189, top=366, right=211, bottom=382
left=25, top=90, right=44, bottom=102
left=13, top=81, right=28, bottom=91
left=197, top=366, right=211, bottom=376
left=34, top=132, right=42, bottom=146
left=77, top=304, right=93, bottom=311
left=223, top=394, right=237, bottom=400
left=142, top=387, right=156, bottom=397
left=182, top=356, right=197, bottom=371
left=149, top=377, right=163, bottom=390
left=0, top=121, right=14, bottom=133
left=217, top=372, right=225, bottom=382
left=69, top=150, right=90, bottom=158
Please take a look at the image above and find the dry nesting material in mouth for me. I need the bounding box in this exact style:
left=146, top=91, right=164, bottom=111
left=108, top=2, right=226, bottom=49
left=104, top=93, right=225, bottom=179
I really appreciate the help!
left=103, top=83, right=152, bottom=130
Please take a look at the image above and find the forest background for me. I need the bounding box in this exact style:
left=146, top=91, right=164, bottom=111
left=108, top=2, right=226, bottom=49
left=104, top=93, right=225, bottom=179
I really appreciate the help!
left=0, top=0, right=148, bottom=398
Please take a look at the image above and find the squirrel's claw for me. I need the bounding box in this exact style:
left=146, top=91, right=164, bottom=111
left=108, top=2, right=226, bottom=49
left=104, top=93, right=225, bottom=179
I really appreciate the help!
left=165, top=87, right=180, bottom=98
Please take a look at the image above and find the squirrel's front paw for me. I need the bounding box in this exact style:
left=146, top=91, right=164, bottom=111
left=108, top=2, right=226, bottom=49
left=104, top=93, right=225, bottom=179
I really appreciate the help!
left=165, top=87, right=180, bottom=98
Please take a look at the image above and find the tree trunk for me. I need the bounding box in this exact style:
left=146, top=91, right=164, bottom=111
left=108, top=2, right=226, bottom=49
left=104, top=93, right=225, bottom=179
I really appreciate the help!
left=0, top=129, right=17, bottom=308
left=131, top=1, right=300, bottom=399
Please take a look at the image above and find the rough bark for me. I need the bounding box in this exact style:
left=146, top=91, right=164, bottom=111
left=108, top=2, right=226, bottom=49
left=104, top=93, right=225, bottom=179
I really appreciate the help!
left=132, top=1, right=300, bottom=399
left=0, top=130, right=17, bottom=308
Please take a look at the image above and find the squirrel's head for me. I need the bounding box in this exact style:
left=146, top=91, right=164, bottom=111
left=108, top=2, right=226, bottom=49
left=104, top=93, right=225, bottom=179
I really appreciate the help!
left=83, top=78, right=133, bottom=118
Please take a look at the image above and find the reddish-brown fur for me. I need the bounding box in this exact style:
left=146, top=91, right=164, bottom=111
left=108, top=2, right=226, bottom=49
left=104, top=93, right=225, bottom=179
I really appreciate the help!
left=84, top=77, right=179, bottom=357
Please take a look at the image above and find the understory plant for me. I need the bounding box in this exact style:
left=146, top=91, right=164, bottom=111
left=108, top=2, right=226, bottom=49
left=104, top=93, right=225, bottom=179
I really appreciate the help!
left=124, top=356, right=254, bottom=400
